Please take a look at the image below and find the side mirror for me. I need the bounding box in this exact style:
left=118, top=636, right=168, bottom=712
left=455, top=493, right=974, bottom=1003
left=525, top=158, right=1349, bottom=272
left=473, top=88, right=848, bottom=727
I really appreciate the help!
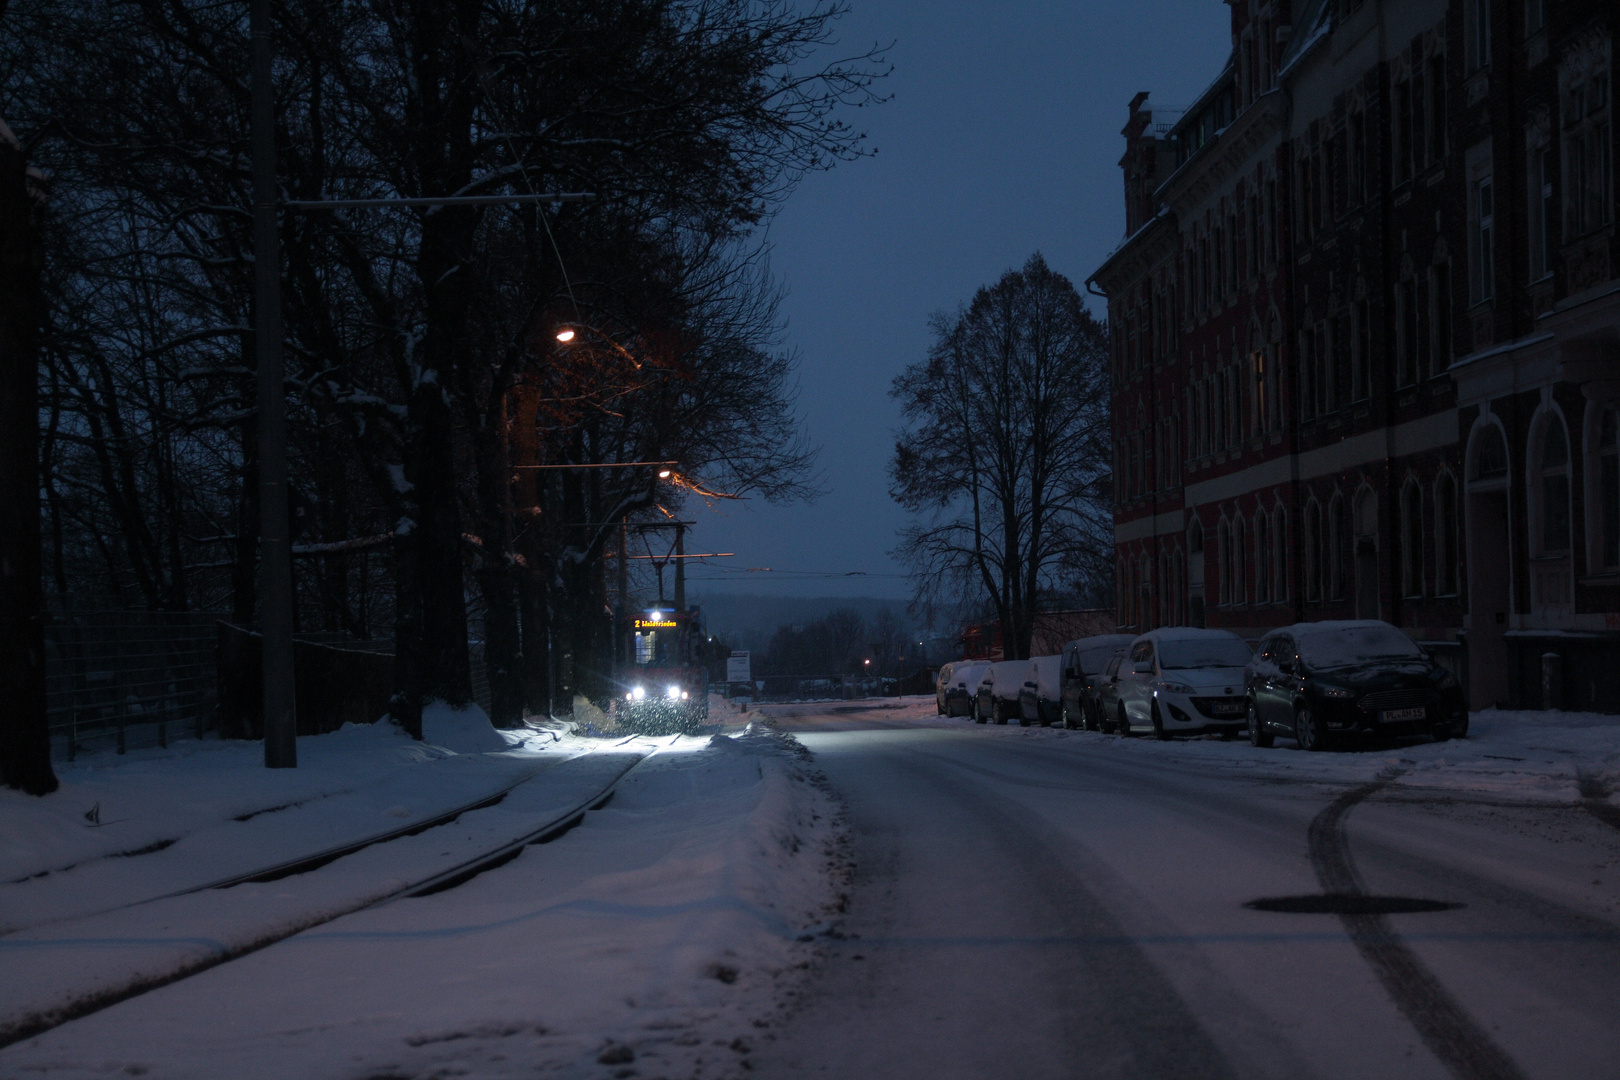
left=1133, top=660, right=1153, bottom=674
left=1278, top=658, right=1295, bottom=675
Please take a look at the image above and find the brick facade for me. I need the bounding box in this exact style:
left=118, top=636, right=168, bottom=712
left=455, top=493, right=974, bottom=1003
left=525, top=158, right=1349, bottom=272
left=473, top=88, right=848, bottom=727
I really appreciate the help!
left=1089, top=0, right=1619, bottom=712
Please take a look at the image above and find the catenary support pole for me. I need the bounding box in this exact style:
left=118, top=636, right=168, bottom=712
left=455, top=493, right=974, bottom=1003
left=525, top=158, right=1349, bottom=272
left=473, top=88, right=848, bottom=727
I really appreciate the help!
left=251, top=0, right=296, bottom=768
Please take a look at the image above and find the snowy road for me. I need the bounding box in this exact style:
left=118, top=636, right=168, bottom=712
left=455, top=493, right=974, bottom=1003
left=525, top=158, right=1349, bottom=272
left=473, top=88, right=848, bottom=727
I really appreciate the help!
left=755, top=701, right=1620, bottom=1080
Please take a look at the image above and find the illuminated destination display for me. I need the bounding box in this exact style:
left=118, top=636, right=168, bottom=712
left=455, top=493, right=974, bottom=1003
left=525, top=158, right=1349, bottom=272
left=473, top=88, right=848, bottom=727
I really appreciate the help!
left=634, top=619, right=678, bottom=629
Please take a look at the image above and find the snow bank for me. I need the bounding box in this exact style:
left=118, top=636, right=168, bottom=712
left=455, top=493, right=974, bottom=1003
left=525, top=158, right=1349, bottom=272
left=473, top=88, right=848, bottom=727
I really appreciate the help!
left=418, top=700, right=511, bottom=754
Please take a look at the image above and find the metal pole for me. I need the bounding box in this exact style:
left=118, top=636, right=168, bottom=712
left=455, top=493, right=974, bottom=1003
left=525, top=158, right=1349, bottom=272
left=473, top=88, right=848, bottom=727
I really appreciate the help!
left=252, top=0, right=296, bottom=768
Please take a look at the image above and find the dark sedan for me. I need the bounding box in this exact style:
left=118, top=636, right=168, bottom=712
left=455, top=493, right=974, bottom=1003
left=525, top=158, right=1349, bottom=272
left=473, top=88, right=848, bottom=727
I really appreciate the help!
left=1245, top=620, right=1468, bottom=751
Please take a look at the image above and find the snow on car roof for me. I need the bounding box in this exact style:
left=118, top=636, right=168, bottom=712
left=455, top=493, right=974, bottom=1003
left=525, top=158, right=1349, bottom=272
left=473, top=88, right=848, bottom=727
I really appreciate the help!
left=1137, top=626, right=1244, bottom=642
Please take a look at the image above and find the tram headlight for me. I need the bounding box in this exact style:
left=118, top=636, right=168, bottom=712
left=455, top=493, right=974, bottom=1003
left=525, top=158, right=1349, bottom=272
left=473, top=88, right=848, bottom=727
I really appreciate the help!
left=631, top=685, right=646, bottom=701
left=666, top=684, right=681, bottom=700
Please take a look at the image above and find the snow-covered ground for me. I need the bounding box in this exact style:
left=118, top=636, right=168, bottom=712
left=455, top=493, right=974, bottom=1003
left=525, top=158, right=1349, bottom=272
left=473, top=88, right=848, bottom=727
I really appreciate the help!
left=0, top=707, right=847, bottom=1078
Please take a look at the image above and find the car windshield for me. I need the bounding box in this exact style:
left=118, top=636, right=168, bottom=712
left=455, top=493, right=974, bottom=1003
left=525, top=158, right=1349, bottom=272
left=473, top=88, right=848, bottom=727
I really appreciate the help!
left=1298, top=625, right=1423, bottom=668
left=1157, top=637, right=1253, bottom=669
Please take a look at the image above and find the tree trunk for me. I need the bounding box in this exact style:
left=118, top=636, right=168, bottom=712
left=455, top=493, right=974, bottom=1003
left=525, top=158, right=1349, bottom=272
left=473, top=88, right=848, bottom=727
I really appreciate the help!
left=0, top=127, right=57, bottom=795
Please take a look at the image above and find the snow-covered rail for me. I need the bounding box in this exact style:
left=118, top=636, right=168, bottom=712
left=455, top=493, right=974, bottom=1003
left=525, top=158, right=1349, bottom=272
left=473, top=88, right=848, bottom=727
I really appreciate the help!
left=0, top=743, right=661, bottom=1049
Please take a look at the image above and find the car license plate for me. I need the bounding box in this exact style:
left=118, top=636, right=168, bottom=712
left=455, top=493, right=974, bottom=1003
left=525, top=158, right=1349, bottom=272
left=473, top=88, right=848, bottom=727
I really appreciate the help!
left=1380, top=707, right=1426, bottom=722
left=1211, top=700, right=1245, bottom=716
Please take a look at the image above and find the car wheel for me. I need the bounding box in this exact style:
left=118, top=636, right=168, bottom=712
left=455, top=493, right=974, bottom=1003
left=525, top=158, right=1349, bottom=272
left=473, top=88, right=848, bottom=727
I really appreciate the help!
left=937, top=698, right=944, bottom=715
left=1116, top=703, right=1133, bottom=737
left=1062, top=703, right=1076, bottom=730
left=1017, top=702, right=1031, bottom=727
left=1435, top=711, right=1470, bottom=740
left=1294, top=705, right=1332, bottom=752
left=1084, top=701, right=1101, bottom=732
left=1151, top=700, right=1171, bottom=741
left=1247, top=702, right=1274, bottom=748
left=992, top=700, right=1008, bottom=725
left=973, top=700, right=988, bottom=724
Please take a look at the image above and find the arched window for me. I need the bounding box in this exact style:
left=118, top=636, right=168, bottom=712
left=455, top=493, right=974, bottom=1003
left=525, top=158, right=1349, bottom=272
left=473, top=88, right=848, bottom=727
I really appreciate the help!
left=1534, top=415, right=1571, bottom=555
left=1304, top=500, right=1323, bottom=601
left=1217, top=518, right=1232, bottom=605
left=1232, top=516, right=1247, bottom=605
left=1599, top=406, right=1619, bottom=570
left=1273, top=507, right=1289, bottom=603
left=1435, top=473, right=1459, bottom=595
left=1472, top=424, right=1508, bottom=481
left=1140, top=553, right=1154, bottom=628
left=1401, top=480, right=1424, bottom=598
left=1329, top=494, right=1350, bottom=600
left=1255, top=511, right=1270, bottom=604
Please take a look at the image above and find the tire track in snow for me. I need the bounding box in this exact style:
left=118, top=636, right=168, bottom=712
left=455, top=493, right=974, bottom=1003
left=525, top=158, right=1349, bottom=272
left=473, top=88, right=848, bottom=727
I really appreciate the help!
left=1310, top=780, right=1528, bottom=1080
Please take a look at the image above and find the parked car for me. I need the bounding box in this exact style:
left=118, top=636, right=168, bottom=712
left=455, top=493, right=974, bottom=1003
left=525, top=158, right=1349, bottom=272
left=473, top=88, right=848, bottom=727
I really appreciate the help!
left=1059, top=634, right=1136, bottom=730
left=1017, top=655, right=1063, bottom=727
left=936, top=660, right=990, bottom=717
left=1115, top=628, right=1253, bottom=738
left=1245, top=620, right=1469, bottom=751
left=1091, top=651, right=1129, bottom=733
left=973, top=659, right=1030, bottom=725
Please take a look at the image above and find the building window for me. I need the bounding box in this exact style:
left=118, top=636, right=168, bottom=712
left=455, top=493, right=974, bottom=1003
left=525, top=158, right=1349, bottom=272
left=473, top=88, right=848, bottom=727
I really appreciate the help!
left=1564, top=67, right=1613, bottom=239
left=1255, top=511, right=1271, bottom=604
left=1535, top=414, right=1572, bottom=555
left=1435, top=473, right=1459, bottom=595
left=1427, top=54, right=1448, bottom=164
left=1475, top=175, right=1496, bottom=301
left=1396, top=77, right=1414, bottom=184
left=1304, top=500, right=1322, bottom=602
left=1217, top=519, right=1232, bottom=605
left=1400, top=480, right=1424, bottom=598
left=1474, top=424, right=1509, bottom=480
left=1599, top=406, right=1619, bottom=570
left=1397, top=278, right=1420, bottom=386
left=1530, top=144, right=1556, bottom=279
left=1468, top=0, right=1491, bottom=72
left=1273, top=508, right=1289, bottom=603
left=1429, top=259, right=1453, bottom=375
left=1315, top=320, right=1332, bottom=414
left=1299, top=327, right=1315, bottom=420
left=1232, top=516, right=1246, bottom=605
left=1330, top=495, right=1350, bottom=600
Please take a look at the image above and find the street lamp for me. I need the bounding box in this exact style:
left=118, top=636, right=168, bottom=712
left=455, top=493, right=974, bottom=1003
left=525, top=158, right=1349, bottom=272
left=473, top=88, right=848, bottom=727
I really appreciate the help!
left=658, top=469, right=672, bottom=478
left=555, top=328, right=575, bottom=342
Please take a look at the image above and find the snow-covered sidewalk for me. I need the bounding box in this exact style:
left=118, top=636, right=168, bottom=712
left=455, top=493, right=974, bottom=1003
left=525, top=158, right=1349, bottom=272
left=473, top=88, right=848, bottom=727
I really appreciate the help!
left=0, top=714, right=846, bottom=1078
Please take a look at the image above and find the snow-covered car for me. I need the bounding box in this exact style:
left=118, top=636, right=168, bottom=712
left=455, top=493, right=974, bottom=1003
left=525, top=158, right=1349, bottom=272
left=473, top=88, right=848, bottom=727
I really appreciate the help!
left=973, top=659, right=1029, bottom=725
left=1059, top=633, right=1136, bottom=729
left=936, top=661, right=990, bottom=717
left=1115, top=628, right=1253, bottom=738
left=1017, top=655, right=1063, bottom=726
left=1092, top=651, right=1129, bottom=734
left=1245, top=620, right=1468, bottom=751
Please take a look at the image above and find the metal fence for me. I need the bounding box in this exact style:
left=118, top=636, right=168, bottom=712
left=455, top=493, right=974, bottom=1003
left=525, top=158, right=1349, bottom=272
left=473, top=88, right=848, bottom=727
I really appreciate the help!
left=45, top=610, right=220, bottom=759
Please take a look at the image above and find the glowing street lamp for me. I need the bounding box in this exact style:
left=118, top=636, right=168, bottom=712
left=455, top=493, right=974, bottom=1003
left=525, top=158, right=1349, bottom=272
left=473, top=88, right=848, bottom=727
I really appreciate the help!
left=555, top=328, right=576, bottom=342
left=658, top=469, right=672, bottom=478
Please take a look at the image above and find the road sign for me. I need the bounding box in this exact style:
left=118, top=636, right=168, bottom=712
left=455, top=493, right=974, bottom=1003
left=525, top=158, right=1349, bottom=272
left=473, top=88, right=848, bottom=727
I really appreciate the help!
left=726, top=651, right=751, bottom=683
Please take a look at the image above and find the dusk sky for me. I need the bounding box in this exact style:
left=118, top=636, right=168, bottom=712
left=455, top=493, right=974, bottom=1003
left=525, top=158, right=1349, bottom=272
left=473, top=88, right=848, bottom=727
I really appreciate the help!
left=683, top=1, right=1233, bottom=601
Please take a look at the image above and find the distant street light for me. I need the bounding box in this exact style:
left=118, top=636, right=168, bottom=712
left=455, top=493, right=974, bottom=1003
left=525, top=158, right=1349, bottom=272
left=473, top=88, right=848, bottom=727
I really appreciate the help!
left=555, top=328, right=575, bottom=342
left=658, top=469, right=672, bottom=478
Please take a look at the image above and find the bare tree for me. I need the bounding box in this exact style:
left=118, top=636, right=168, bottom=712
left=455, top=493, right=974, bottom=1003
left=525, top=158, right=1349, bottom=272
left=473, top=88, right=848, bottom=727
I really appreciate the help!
left=890, top=253, right=1112, bottom=661
left=0, top=109, right=56, bottom=794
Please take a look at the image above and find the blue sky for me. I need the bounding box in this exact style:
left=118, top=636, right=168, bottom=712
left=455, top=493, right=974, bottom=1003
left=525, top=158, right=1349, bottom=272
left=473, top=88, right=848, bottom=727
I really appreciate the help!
left=683, top=1, right=1233, bottom=600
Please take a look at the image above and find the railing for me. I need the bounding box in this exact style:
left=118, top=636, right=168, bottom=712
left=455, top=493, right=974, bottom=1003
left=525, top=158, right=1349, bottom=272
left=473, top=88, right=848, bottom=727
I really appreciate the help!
left=45, top=610, right=220, bottom=759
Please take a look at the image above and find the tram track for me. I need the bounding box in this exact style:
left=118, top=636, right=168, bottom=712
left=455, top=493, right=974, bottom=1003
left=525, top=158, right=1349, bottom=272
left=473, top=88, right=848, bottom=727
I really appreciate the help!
left=0, top=738, right=664, bottom=1050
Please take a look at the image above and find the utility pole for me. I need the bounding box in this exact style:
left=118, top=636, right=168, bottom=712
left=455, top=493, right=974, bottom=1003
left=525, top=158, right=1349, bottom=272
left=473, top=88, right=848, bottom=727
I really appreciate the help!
left=251, top=0, right=296, bottom=768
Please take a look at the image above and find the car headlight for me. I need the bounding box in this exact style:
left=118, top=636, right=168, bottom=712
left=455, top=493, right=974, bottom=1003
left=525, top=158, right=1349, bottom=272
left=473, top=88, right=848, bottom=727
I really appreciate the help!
left=630, top=685, right=646, bottom=701
left=665, top=684, right=681, bottom=700
left=1156, top=680, right=1196, bottom=695
left=1315, top=684, right=1355, bottom=699
left=1435, top=669, right=1458, bottom=689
